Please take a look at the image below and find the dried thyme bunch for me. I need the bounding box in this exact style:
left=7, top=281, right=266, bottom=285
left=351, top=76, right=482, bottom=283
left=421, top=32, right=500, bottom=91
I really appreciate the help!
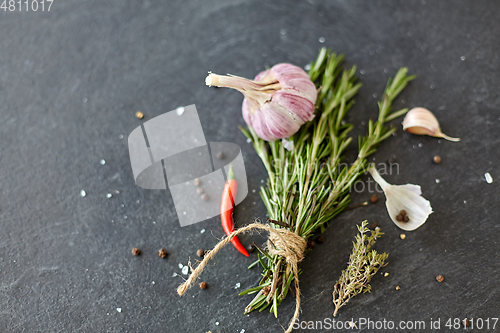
left=333, top=220, right=388, bottom=317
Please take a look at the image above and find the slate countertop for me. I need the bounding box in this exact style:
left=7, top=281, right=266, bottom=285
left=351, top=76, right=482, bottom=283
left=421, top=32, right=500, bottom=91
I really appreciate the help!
left=0, top=1, right=499, bottom=332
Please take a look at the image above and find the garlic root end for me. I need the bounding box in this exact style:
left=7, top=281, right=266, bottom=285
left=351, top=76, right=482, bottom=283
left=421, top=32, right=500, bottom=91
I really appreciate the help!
left=439, top=132, right=461, bottom=142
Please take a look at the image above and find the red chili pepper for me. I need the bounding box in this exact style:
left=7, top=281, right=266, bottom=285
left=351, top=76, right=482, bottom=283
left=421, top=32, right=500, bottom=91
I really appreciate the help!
left=220, top=165, right=249, bottom=257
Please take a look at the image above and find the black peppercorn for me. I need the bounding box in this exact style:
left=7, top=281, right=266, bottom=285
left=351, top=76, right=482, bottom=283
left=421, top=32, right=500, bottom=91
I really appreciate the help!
left=314, top=235, right=324, bottom=244
left=247, top=244, right=256, bottom=253
left=158, top=248, right=167, bottom=258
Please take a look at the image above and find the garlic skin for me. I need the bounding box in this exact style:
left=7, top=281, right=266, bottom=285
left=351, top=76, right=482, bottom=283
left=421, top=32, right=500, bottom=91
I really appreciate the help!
left=402, top=107, right=460, bottom=142
left=206, top=64, right=317, bottom=141
left=282, top=138, right=294, bottom=151
left=368, top=165, right=433, bottom=231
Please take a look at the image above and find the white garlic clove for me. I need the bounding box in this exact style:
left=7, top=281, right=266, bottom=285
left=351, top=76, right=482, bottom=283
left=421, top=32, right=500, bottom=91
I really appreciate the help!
left=369, top=165, right=433, bottom=231
left=402, top=107, right=460, bottom=142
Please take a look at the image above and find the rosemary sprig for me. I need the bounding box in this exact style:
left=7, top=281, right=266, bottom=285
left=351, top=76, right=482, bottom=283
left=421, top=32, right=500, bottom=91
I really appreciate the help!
left=239, top=48, right=414, bottom=315
left=333, top=221, right=388, bottom=317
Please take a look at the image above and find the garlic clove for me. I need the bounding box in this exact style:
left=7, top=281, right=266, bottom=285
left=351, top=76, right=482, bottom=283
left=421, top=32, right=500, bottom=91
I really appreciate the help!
left=249, top=102, right=302, bottom=141
left=402, top=107, right=460, bottom=142
left=271, top=91, right=315, bottom=122
left=369, top=165, right=433, bottom=231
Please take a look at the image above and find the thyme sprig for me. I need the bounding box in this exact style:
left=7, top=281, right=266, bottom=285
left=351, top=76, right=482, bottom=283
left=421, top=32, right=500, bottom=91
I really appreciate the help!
left=239, top=48, right=414, bottom=316
left=333, top=221, right=388, bottom=317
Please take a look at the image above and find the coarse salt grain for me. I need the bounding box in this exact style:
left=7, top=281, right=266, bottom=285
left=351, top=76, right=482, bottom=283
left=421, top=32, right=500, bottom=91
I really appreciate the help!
left=80, top=190, right=87, bottom=197
left=175, top=106, right=185, bottom=116
left=181, top=266, right=189, bottom=275
left=485, top=172, right=493, bottom=184
left=116, top=308, right=122, bottom=313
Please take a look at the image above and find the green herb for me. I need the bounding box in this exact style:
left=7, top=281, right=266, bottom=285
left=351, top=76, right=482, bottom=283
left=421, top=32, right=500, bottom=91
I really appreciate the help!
left=333, top=221, right=388, bottom=317
left=240, top=48, right=414, bottom=315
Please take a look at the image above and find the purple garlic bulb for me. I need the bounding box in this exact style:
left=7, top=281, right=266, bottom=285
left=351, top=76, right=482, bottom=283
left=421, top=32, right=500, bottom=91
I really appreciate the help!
left=206, top=63, right=317, bottom=141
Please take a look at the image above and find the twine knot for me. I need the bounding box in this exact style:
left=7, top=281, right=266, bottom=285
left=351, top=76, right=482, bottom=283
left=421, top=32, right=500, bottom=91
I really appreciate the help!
left=176, top=221, right=307, bottom=333
left=267, top=228, right=307, bottom=265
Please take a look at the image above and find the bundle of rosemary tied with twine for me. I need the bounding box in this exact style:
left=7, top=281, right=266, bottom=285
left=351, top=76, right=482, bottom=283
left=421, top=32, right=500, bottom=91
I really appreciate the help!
left=177, top=48, right=415, bottom=332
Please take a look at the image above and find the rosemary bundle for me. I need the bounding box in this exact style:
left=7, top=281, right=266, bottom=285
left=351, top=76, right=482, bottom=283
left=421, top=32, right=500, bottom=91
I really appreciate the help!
left=176, top=48, right=415, bottom=333
left=239, top=48, right=414, bottom=319
left=333, top=220, right=388, bottom=317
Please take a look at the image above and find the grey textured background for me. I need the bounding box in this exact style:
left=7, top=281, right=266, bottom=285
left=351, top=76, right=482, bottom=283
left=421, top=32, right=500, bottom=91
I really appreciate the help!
left=0, top=1, right=499, bottom=332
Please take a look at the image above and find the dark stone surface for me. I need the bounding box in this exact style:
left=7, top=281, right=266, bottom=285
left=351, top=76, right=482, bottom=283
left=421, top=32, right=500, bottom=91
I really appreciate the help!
left=0, top=1, right=499, bottom=332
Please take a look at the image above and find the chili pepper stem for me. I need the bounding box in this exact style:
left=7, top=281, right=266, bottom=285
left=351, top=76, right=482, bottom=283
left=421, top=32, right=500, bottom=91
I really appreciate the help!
left=227, top=164, right=235, bottom=180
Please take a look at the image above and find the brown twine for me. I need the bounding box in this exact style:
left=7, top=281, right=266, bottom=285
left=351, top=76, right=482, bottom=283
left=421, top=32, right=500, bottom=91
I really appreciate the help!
left=176, top=222, right=307, bottom=333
